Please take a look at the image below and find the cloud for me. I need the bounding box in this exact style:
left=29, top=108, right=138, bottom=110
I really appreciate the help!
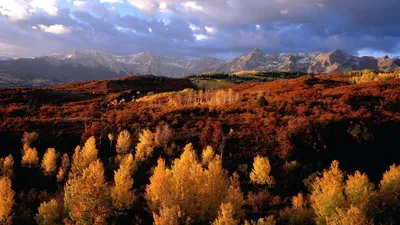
left=205, top=26, right=216, bottom=35
left=38, top=24, right=71, bottom=34
left=29, top=0, right=58, bottom=16
left=100, top=0, right=123, bottom=3
left=0, top=0, right=58, bottom=21
left=127, top=0, right=158, bottom=14
left=72, top=1, right=87, bottom=8
left=194, top=34, right=208, bottom=41
left=182, top=1, right=204, bottom=12
left=0, top=0, right=30, bottom=21
left=0, top=0, right=400, bottom=59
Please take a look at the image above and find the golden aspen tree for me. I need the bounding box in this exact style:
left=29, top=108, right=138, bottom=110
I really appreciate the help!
left=228, top=88, right=234, bottom=104
left=64, top=160, right=111, bottom=224
left=80, top=136, right=98, bottom=167
left=212, top=203, right=238, bottom=225
left=235, top=93, right=240, bottom=103
left=198, top=89, right=204, bottom=104
left=146, top=143, right=239, bottom=223
left=22, top=131, right=38, bottom=147
left=111, top=154, right=136, bottom=211
left=70, top=136, right=98, bottom=177
left=329, top=205, right=372, bottom=225
left=168, top=143, right=204, bottom=220
left=41, top=148, right=58, bottom=176
left=56, top=153, right=70, bottom=182
left=244, top=216, right=276, bottom=225
left=292, top=193, right=306, bottom=210
left=108, top=133, right=114, bottom=152
left=250, top=155, right=274, bottom=186
left=70, top=146, right=82, bottom=177
left=145, top=158, right=172, bottom=213
left=135, top=129, right=155, bottom=162
left=216, top=90, right=225, bottom=105
left=21, top=146, right=39, bottom=168
left=345, top=171, right=374, bottom=208
left=155, top=124, right=172, bottom=149
left=116, top=130, right=131, bottom=155
left=225, top=173, right=245, bottom=220
left=153, top=206, right=181, bottom=225
left=380, top=164, right=400, bottom=194
left=281, top=192, right=315, bottom=225
left=311, top=160, right=345, bottom=224
left=35, top=199, right=62, bottom=225
left=0, top=155, right=14, bottom=177
left=0, top=176, right=15, bottom=225
left=201, top=145, right=215, bottom=166
left=202, top=155, right=230, bottom=218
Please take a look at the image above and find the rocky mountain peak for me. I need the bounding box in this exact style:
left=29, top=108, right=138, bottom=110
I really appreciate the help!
left=249, top=48, right=265, bottom=56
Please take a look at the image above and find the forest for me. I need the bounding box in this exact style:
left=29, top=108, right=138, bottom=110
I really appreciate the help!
left=0, top=71, right=400, bottom=225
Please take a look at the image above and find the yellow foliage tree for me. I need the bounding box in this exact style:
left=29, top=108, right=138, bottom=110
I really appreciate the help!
left=244, top=216, right=276, bottom=225
left=292, top=193, right=306, bottom=210
left=64, top=160, right=111, bottom=224
left=250, top=155, right=274, bottom=186
left=380, top=164, right=400, bottom=194
left=36, top=199, right=62, bottom=225
left=111, top=154, right=136, bottom=211
left=70, top=136, right=98, bottom=177
left=145, top=158, right=172, bottom=213
left=21, top=145, right=39, bottom=168
left=22, top=131, right=38, bottom=147
left=225, top=173, right=245, bottom=219
left=41, top=148, right=58, bottom=176
left=328, top=205, right=372, bottom=225
left=153, top=206, right=181, bottom=225
left=56, top=153, right=70, bottom=182
left=108, top=133, right=114, bottom=152
left=202, top=155, right=230, bottom=218
left=212, top=203, right=238, bottom=225
left=311, top=160, right=345, bottom=224
left=345, top=171, right=374, bottom=208
left=146, top=143, right=244, bottom=223
left=201, top=146, right=215, bottom=166
left=135, top=129, right=155, bottom=162
left=0, top=176, right=15, bottom=225
left=0, top=155, right=14, bottom=177
left=116, top=130, right=131, bottom=155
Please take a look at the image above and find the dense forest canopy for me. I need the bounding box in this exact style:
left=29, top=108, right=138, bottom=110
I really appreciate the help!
left=0, top=71, right=400, bottom=224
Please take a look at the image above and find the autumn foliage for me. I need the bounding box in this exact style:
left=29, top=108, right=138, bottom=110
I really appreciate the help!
left=0, top=73, right=400, bottom=224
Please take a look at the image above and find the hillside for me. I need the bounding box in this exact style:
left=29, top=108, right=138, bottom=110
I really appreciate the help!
left=1, top=71, right=400, bottom=224
left=51, top=75, right=195, bottom=94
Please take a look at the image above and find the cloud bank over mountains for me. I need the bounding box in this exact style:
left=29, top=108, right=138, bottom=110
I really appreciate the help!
left=1, top=0, right=400, bottom=59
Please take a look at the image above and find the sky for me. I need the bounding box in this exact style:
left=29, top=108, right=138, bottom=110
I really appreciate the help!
left=0, top=0, right=400, bottom=60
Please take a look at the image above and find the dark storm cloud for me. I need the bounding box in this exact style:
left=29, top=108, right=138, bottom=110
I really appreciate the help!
left=0, top=0, right=399, bottom=59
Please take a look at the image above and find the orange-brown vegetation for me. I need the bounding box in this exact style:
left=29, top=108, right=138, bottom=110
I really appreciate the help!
left=0, top=73, right=400, bottom=224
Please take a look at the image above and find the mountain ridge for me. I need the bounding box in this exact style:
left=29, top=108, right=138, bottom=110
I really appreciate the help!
left=0, top=49, right=399, bottom=87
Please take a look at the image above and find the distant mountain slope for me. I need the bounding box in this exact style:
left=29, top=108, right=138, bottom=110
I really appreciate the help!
left=308, top=49, right=400, bottom=73
left=214, top=48, right=323, bottom=73
left=215, top=49, right=400, bottom=74
left=0, top=49, right=399, bottom=87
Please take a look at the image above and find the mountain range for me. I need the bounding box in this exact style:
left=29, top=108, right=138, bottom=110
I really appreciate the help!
left=0, top=49, right=399, bottom=87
